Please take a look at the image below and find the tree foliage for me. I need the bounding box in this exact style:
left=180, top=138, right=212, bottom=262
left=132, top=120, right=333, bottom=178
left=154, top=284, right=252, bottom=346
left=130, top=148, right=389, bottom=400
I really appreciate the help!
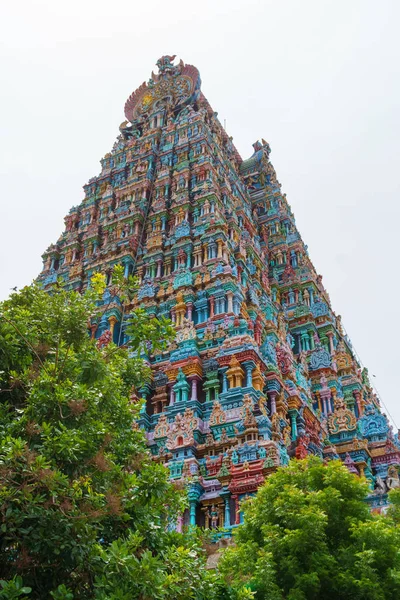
left=0, top=279, right=214, bottom=599
left=218, top=458, right=400, bottom=600
left=2, top=280, right=400, bottom=599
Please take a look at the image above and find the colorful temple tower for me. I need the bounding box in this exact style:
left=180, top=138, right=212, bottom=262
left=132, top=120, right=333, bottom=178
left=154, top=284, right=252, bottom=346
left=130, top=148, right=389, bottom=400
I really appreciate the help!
left=38, top=55, right=400, bottom=526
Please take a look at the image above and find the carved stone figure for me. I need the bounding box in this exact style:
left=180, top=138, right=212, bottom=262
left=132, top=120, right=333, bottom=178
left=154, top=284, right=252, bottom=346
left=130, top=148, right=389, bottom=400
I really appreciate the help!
left=386, top=466, right=400, bottom=490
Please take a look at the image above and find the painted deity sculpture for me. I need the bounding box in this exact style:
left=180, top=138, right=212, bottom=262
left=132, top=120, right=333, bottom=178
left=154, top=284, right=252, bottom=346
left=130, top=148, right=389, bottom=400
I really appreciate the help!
left=38, top=56, right=399, bottom=526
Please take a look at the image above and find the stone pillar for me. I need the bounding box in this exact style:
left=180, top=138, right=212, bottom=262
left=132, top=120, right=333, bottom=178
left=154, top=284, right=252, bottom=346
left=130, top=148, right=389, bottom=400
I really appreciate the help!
left=203, top=243, right=208, bottom=263
left=182, top=385, right=189, bottom=403
left=108, top=316, right=117, bottom=336
left=309, top=331, right=315, bottom=350
left=217, top=239, right=223, bottom=258
left=289, top=409, right=298, bottom=441
left=301, top=333, right=310, bottom=351
left=233, top=495, right=240, bottom=525
left=188, top=483, right=202, bottom=527
left=212, top=384, right=219, bottom=401
left=354, top=390, right=363, bottom=416
left=316, top=391, right=322, bottom=413
left=124, top=262, right=130, bottom=278
left=209, top=296, right=215, bottom=318
left=269, top=391, right=277, bottom=415
left=321, top=389, right=332, bottom=415
left=224, top=495, right=231, bottom=528
left=187, top=302, right=193, bottom=321
left=221, top=368, right=229, bottom=393
left=327, top=332, right=335, bottom=355
left=156, top=259, right=162, bottom=278
left=191, top=378, right=198, bottom=402
left=189, top=501, right=197, bottom=527
left=243, top=362, right=253, bottom=387
left=227, top=291, right=234, bottom=313
left=169, top=387, right=175, bottom=406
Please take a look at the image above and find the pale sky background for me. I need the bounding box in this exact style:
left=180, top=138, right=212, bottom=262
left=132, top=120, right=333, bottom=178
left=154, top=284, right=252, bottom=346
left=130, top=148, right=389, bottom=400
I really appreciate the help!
left=1, top=1, right=399, bottom=425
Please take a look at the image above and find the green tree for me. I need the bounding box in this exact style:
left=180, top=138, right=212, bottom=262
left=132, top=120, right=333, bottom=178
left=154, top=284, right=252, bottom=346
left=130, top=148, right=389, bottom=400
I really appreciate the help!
left=387, top=488, right=400, bottom=525
left=0, top=279, right=214, bottom=599
left=218, top=457, right=400, bottom=600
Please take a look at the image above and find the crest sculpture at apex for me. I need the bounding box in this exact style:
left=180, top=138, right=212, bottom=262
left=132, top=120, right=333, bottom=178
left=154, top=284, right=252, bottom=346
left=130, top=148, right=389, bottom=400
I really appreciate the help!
left=39, top=56, right=399, bottom=527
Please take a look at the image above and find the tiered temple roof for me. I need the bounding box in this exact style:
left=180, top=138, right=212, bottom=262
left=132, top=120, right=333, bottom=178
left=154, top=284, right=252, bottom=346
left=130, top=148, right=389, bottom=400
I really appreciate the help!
left=38, top=55, right=400, bottom=527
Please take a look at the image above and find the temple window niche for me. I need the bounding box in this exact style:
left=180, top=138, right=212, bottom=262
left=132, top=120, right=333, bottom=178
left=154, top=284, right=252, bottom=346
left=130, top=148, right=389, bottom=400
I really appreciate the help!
left=208, top=241, right=217, bottom=259
left=214, top=294, right=226, bottom=315
left=50, top=256, right=59, bottom=271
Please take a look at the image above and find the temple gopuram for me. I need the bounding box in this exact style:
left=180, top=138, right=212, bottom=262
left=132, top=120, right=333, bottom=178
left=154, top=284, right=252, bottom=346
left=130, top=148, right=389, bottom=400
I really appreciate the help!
left=38, top=55, right=400, bottom=528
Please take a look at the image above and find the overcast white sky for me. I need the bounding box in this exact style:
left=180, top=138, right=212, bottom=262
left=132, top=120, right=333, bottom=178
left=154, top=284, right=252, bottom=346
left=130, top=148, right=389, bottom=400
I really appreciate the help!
left=1, top=0, right=399, bottom=425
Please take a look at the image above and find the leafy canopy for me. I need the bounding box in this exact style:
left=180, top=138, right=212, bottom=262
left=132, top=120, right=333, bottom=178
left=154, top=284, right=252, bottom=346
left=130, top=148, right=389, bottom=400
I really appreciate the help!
left=218, top=457, right=400, bottom=600
left=0, top=277, right=215, bottom=599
